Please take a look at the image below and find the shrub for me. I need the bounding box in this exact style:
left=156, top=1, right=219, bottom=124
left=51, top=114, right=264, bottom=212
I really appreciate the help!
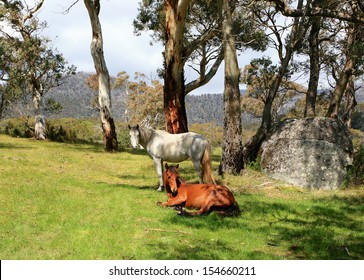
left=345, top=144, right=364, bottom=187
left=247, top=156, right=261, bottom=171
left=0, top=117, right=34, bottom=138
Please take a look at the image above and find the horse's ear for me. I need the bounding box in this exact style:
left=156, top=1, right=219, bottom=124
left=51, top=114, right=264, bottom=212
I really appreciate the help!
left=165, top=163, right=169, bottom=169
left=136, top=124, right=139, bottom=130
left=176, top=164, right=179, bottom=169
left=128, top=125, right=131, bottom=130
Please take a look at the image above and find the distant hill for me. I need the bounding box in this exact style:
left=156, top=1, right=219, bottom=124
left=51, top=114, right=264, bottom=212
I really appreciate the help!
left=4, top=72, right=364, bottom=128
left=45, top=72, right=127, bottom=120
left=45, top=72, right=228, bottom=124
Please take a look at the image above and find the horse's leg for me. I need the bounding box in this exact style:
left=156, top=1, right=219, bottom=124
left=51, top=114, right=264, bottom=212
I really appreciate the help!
left=188, top=206, right=211, bottom=216
left=153, top=157, right=164, bottom=191
left=187, top=199, right=215, bottom=216
left=191, top=159, right=203, bottom=183
left=157, top=196, right=186, bottom=208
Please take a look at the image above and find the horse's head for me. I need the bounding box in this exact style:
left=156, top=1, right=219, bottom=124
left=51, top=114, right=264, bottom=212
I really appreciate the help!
left=164, top=163, right=180, bottom=195
left=128, top=124, right=140, bottom=149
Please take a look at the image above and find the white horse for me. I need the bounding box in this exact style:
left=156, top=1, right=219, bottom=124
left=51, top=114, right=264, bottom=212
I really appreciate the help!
left=128, top=125, right=215, bottom=191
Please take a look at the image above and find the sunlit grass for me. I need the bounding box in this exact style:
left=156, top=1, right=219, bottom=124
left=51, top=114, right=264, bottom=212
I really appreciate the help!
left=0, top=135, right=363, bottom=260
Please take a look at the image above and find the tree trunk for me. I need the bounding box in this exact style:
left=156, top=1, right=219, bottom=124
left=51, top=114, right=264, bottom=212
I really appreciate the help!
left=0, top=90, right=5, bottom=120
left=243, top=0, right=306, bottom=164
left=84, top=0, right=118, bottom=151
left=32, top=89, right=46, bottom=140
left=326, top=56, right=354, bottom=118
left=219, top=0, right=243, bottom=175
left=163, top=0, right=191, bottom=134
left=326, top=20, right=358, bottom=118
left=342, top=76, right=357, bottom=128
left=304, top=17, right=321, bottom=117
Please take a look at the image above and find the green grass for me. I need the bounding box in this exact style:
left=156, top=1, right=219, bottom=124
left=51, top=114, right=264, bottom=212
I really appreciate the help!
left=0, top=134, right=363, bottom=260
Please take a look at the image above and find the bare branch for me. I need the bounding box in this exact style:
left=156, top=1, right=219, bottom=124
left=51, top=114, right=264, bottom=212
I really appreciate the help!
left=22, top=0, right=44, bottom=22
left=61, top=0, right=80, bottom=15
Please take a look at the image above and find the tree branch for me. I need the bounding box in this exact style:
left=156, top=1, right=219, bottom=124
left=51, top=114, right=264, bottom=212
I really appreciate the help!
left=22, top=0, right=44, bottom=22
left=267, top=0, right=364, bottom=24
left=185, top=47, right=224, bottom=94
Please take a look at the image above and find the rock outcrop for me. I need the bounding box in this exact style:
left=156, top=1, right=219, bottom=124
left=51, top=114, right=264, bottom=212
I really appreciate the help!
left=260, top=118, right=353, bottom=189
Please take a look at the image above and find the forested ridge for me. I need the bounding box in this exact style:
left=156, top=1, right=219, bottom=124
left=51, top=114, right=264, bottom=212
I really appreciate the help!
left=4, top=71, right=363, bottom=131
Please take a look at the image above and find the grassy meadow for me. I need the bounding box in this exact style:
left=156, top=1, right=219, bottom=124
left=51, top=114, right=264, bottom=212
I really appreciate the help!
left=0, top=134, right=363, bottom=260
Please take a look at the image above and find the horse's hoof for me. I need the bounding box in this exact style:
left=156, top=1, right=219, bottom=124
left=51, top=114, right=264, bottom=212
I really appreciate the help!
left=157, top=186, right=164, bottom=192
left=177, top=211, right=186, bottom=216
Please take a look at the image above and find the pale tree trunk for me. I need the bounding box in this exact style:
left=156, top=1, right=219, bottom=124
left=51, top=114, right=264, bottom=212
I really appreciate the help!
left=163, top=0, right=191, bottom=134
left=84, top=0, right=118, bottom=151
left=220, top=0, right=243, bottom=174
left=32, top=89, right=46, bottom=140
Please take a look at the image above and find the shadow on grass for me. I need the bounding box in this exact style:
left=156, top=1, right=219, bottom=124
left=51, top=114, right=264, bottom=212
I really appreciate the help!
left=124, top=149, right=149, bottom=156
left=244, top=195, right=364, bottom=260
left=0, top=142, right=33, bottom=150
left=113, top=183, right=157, bottom=191
left=146, top=237, right=244, bottom=260
left=145, top=193, right=364, bottom=260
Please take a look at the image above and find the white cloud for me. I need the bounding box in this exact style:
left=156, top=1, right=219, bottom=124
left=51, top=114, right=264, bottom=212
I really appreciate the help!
left=38, top=1, right=164, bottom=78
left=36, top=1, right=270, bottom=95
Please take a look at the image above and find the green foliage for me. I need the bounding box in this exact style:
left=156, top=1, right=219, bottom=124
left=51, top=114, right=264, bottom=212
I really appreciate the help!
left=120, top=72, right=164, bottom=128
left=0, top=1, right=76, bottom=116
left=0, top=117, right=101, bottom=143
left=247, top=156, right=261, bottom=171
left=344, top=144, right=364, bottom=187
left=44, top=98, right=63, bottom=115
left=241, top=57, right=306, bottom=123
left=352, top=103, right=364, bottom=131
left=0, top=117, right=34, bottom=138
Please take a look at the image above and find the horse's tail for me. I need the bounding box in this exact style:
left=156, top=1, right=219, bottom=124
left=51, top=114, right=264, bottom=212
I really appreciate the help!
left=217, top=201, right=241, bottom=217
left=227, top=201, right=241, bottom=217
left=201, top=140, right=216, bottom=184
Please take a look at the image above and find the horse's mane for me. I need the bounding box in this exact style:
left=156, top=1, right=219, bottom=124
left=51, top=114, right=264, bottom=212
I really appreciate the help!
left=138, top=126, right=155, bottom=146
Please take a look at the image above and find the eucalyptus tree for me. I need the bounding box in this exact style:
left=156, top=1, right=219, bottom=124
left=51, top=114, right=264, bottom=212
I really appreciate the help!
left=266, top=0, right=364, bottom=120
left=135, top=0, right=225, bottom=133
left=266, top=0, right=364, bottom=23
left=135, top=0, right=265, bottom=134
left=84, top=0, right=118, bottom=151
left=241, top=57, right=306, bottom=124
left=325, top=3, right=364, bottom=118
left=0, top=0, right=75, bottom=139
left=303, top=0, right=325, bottom=117
left=114, top=71, right=164, bottom=129
left=220, top=0, right=242, bottom=174
left=243, top=0, right=309, bottom=164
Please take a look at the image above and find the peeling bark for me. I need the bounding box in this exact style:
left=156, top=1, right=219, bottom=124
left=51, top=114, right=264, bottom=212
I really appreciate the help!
left=84, top=0, right=118, bottom=151
left=32, top=90, right=46, bottom=140
left=220, top=0, right=243, bottom=175
left=163, top=0, right=191, bottom=134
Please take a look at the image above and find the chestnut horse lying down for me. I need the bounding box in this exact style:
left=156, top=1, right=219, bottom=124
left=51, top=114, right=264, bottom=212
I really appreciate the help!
left=157, top=163, right=240, bottom=216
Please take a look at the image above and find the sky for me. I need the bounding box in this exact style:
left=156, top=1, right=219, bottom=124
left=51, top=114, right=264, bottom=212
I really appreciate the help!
left=36, top=1, right=269, bottom=95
